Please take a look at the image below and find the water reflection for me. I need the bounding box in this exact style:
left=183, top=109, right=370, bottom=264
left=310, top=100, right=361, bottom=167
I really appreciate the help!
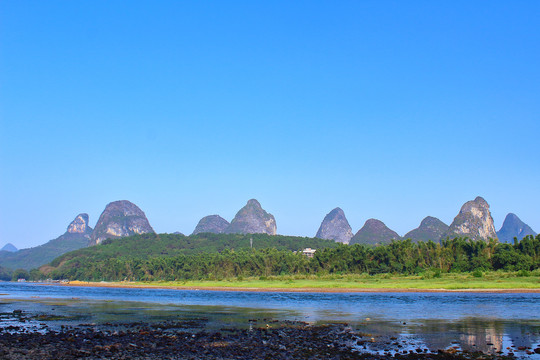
left=400, top=319, right=540, bottom=356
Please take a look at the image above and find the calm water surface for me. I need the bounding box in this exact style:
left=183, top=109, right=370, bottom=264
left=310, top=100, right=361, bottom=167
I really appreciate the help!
left=1, top=282, right=539, bottom=357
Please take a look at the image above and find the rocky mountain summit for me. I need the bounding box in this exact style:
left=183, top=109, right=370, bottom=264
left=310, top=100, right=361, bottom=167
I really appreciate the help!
left=90, top=200, right=154, bottom=245
left=441, top=196, right=497, bottom=241
left=0, top=243, right=18, bottom=252
left=315, top=208, right=353, bottom=244
left=192, top=215, right=230, bottom=235
left=497, top=213, right=537, bottom=243
left=404, top=216, right=449, bottom=243
left=349, top=219, right=400, bottom=246
left=67, top=213, right=93, bottom=235
left=225, top=199, right=276, bottom=235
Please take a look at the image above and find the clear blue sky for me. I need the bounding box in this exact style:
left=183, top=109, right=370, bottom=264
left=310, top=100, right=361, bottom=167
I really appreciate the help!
left=1, top=1, right=539, bottom=248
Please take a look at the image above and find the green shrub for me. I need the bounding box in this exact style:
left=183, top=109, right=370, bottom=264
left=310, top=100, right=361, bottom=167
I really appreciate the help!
left=516, top=269, right=530, bottom=277
left=472, top=269, right=483, bottom=278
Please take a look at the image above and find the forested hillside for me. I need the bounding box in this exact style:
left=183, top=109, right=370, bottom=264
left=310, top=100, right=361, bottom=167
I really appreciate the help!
left=39, top=232, right=336, bottom=277
left=39, top=234, right=540, bottom=282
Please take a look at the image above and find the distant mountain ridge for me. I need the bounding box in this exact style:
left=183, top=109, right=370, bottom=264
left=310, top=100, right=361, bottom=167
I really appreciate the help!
left=192, top=200, right=277, bottom=236
left=0, top=201, right=158, bottom=270
left=1, top=243, right=18, bottom=252
left=192, top=215, right=230, bottom=235
left=224, top=199, right=277, bottom=235
left=404, top=217, right=449, bottom=243
left=4, top=196, right=538, bottom=273
left=441, top=197, right=497, bottom=241
left=497, top=213, right=536, bottom=244
left=350, top=219, right=400, bottom=246
left=90, top=200, right=154, bottom=245
left=0, top=213, right=92, bottom=270
left=315, top=208, right=354, bottom=244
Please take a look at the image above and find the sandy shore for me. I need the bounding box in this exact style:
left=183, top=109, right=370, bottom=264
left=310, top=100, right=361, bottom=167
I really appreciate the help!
left=56, top=281, right=540, bottom=293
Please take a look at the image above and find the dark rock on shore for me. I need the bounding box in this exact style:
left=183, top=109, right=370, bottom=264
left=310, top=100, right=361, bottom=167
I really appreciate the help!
left=0, top=320, right=517, bottom=360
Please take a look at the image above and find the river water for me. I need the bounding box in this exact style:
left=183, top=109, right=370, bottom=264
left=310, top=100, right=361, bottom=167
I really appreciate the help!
left=1, top=282, right=539, bottom=357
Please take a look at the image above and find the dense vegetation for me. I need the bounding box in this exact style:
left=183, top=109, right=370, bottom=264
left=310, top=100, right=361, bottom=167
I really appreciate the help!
left=46, top=233, right=336, bottom=264
left=38, top=233, right=540, bottom=282
left=0, top=265, right=12, bottom=281
left=38, top=233, right=336, bottom=279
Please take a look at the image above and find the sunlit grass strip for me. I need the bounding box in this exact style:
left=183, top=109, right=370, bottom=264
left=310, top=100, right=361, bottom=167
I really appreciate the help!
left=68, top=271, right=540, bottom=291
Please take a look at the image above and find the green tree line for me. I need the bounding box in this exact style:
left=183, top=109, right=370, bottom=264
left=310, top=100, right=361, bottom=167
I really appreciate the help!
left=37, top=234, right=540, bottom=282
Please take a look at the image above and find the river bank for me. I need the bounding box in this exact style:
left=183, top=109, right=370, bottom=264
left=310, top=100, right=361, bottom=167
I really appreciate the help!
left=58, top=272, right=540, bottom=292
left=60, top=281, right=540, bottom=293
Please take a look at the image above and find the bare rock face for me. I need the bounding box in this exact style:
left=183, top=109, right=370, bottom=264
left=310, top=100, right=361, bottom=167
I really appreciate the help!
left=225, top=199, right=276, bottom=235
left=67, top=213, right=92, bottom=235
left=497, top=213, right=536, bottom=244
left=90, top=200, right=154, bottom=245
left=349, top=219, right=400, bottom=246
left=192, top=215, right=230, bottom=235
left=441, top=196, right=497, bottom=241
left=403, top=216, right=449, bottom=243
left=315, top=208, right=354, bottom=244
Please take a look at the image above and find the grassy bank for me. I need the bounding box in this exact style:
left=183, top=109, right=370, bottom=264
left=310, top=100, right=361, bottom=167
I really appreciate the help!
left=66, top=271, right=540, bottom=291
